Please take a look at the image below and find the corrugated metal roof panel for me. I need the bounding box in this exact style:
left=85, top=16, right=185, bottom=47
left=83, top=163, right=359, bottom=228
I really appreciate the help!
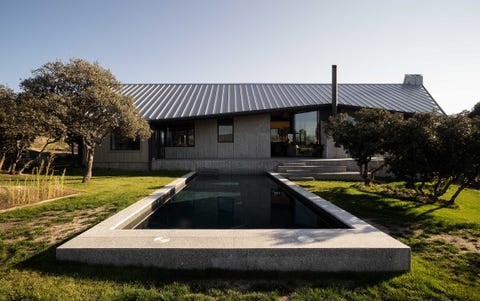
left=123, top=83, right=442, bottom=120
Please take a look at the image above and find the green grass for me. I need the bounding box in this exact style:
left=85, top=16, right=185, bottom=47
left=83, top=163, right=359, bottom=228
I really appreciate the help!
left=0, top=172, right=479, bottom=300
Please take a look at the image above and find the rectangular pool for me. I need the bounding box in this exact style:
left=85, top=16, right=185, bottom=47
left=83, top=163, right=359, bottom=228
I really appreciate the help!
left=135, top=175, right=348, bottom=229
left=56, top=171, right=411, bottom=272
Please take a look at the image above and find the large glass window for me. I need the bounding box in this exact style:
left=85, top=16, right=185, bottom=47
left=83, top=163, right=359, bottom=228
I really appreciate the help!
left=167, top=122, right=195, bottom=147
left=294, top=111, right=319, bottom=156
left=218, top=118, right=233, bottom=143
left=110, top=134, right=140, bottom=151
left=270, top=121, right=290, bottom=143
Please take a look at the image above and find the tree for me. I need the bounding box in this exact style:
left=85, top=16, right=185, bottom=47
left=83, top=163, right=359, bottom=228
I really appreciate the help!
left=385, top=112, right=478, bottom=203
left=326, top=108, right=402, bottom=185
left=0, top=85, right=67, bottom=174
left=0, top=85, right=16, bottom=170
left=469, top=101, right=480, bottom=118
left=451, top=110, right=480, bottom=203
left=384, top=113, right=439, bottom=193
left=21, top=59, right=151, bottom=182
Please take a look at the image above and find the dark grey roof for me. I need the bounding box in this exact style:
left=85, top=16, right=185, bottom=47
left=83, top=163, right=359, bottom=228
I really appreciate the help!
left=121, top=83, right=441, bottom=120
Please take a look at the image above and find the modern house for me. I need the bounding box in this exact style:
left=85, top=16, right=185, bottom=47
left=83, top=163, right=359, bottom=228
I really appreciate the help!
left=94, top=67, right=443, bottom=173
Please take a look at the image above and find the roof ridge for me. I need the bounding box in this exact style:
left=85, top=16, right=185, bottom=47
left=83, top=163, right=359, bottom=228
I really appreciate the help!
left=122, top=83, right=405, bottom=86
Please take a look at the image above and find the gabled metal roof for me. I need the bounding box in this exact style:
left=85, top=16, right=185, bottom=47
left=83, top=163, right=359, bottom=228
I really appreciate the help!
left=121, top=83, right=441, bottom=120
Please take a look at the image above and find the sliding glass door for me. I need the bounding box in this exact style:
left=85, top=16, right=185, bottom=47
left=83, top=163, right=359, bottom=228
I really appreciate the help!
left=294, top=111, right=319, bottom=157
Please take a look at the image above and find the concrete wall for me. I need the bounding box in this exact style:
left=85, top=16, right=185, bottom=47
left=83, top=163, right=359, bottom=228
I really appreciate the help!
left=94, top=138, right=149, bottom=170
left=320, top=121, right=349, bottom=159
left=165, top=114, right=270, bottom=159
left=94, top=112, right=353, bottom=172
left=151, top=158, right=290, bottom=174
left=94, top=114, right=270, bottom=171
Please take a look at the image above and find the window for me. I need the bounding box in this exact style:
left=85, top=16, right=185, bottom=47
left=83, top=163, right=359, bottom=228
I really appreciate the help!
left=167, top=122, right=195, bottom=147
left=110, top=134, right=141, bottom=151
left=218, top=118, right=233, bottom=143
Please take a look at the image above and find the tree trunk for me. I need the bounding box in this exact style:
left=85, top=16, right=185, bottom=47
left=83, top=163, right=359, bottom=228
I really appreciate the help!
left=82, top=147, right=94, bottom=183
left=360, top=163, right=372, bottom=186
left=449, top=179, right=471, bottom=204
left=18, top=138, right=57, bottom=174
left=0, top=152, right=5, bottom=171
left=9, top=145, right=24, bottom=175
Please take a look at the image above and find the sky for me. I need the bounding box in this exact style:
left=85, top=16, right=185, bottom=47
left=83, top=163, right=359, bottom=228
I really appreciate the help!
left=1, top=0, right=479, bottom=114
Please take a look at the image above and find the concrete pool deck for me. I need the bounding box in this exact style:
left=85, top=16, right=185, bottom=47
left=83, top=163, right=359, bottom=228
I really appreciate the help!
left=56, top=172, right=411, bottom=272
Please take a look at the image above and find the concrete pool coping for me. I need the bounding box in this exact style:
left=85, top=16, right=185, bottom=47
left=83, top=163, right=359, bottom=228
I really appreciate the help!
left=56, top=171, right=411, bottom=272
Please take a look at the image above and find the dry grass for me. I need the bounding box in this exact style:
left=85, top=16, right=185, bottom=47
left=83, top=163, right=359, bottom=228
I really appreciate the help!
left=0, top=164, right=75, bottom=210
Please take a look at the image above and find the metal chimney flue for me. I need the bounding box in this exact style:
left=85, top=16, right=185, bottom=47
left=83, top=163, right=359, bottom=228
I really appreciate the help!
left=331, top=65, right=338, bottom=116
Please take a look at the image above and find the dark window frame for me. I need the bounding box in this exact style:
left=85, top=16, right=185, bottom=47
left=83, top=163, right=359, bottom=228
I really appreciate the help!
left=110, top=134, right=141, bottom=151
left=217, top=118, right=234, bottom=143
left=166, top=121, right=195, bottom=147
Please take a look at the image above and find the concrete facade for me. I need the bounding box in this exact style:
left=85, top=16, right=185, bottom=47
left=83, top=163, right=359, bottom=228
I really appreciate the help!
left=94, top=114, right=271, bottom=171
left=163, top=114, right=270, bottom=159
left=56, top=172, right=411, bottom=272
left=321, top=120, right=349, bottom=159
left=94, top=139, right=149, bottom=170
left=152, top=158, right=292, bottom=174
left=92, top=112, right=368, bottom=174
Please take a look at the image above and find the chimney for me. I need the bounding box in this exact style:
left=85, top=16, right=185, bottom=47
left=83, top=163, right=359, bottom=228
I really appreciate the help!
left=403, top=74, right=423, bottom=85
left=332, top=65, right=338, bottom=116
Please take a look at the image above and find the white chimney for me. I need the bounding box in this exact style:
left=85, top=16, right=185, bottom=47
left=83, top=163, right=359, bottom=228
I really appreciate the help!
left=403, top=74, right=423, bottom=85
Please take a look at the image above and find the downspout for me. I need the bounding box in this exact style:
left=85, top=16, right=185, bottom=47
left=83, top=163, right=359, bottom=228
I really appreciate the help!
left=148, top=122, right=152, bottom=171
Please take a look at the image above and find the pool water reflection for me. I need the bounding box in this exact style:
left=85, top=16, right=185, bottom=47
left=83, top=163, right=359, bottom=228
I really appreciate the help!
left=135, top=175, right=347, bottom=229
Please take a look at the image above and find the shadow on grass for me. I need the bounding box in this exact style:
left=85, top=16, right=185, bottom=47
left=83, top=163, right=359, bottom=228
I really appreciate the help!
left=15, top=240, right=402, bottom=294
left=303, top=185, right=458, bottom=237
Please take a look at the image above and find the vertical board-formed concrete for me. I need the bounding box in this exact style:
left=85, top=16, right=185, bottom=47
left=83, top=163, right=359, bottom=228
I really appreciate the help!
left=164, top=114, right=270, bottom=159
left=94, top=114, right=270, bottom=169
left=94, top=137, right=149, bottom=170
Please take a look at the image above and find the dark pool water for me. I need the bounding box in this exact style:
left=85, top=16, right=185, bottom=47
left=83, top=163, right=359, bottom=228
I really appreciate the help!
left=135, top=175, right=347, bottom=229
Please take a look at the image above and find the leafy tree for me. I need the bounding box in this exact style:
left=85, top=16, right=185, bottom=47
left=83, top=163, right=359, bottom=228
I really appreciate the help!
left=0, top=85, right=16, bottom=170
left=385, top=112, right=478, bottom=203
left=21, top=59, right=151, bottom=182
left=0, top=84, right=66, bottom=174
left=384, top=113, right=439, bottom=193
left=469, top=101, right=480, bottom=118
left=451, top=112, right=480, bottom=202
left=326, top=108, right=402, bottom=185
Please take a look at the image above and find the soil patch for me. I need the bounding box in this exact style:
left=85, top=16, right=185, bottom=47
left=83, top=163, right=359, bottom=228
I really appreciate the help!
left=1, top=206, right=113, bottom=244
left=428, top=234, right=479, bottom=253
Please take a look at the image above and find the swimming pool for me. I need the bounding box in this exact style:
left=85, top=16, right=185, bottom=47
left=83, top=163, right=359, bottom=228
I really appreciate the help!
left=56, top=171, right=411, bottom=272
left=135, top=175, right=348, bottom=229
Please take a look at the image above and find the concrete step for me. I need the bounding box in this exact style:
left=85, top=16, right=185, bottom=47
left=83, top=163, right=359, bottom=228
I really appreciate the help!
left=287, top=176, right=315, bottom=181
left=278, top=172, right=362, bottom=181
left=281, top=162, right=307, bottom=167
left=277, top=165, right=347, bottom=173
left=311, top=172, right=362, bottom=181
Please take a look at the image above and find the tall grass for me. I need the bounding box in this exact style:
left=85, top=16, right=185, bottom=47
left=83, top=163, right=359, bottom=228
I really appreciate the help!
left=0, top=162, right=66, bottom=209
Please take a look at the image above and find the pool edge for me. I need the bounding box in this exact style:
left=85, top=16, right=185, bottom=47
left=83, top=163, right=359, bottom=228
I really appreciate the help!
left=56, top=171, right=411, bottom=272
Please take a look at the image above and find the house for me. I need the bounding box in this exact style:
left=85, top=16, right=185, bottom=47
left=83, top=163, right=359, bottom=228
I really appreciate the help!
left=93, top=66, right=443, bottom=173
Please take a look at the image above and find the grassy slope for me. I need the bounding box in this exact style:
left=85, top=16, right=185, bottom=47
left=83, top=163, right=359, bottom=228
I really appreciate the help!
left=0, top=173, right=478, bottom=300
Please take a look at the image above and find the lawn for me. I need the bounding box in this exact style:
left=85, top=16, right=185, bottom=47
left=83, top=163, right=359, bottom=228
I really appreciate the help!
left=0, top=171, right=478, bottom=300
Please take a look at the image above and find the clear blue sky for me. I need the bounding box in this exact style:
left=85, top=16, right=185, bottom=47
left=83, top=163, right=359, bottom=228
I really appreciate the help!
left=1, top=0, right=479, bottom=113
